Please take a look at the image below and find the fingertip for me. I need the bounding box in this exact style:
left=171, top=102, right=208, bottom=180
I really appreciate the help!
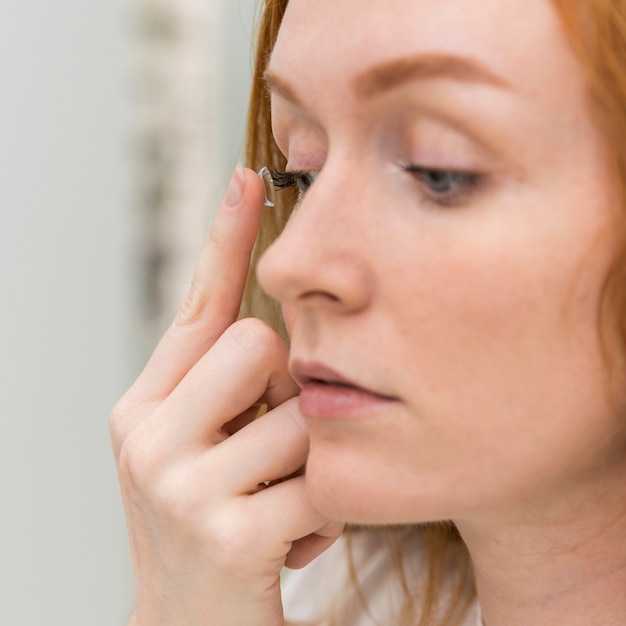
left=284, top=532, right=343, bottom=570
left=226, top=317, right=281, bottom=356
left=223, top=164, right=265, bottom=212
left=224, top=162, right=245, bottom=207
left=241, top=165, right=266, bottom=207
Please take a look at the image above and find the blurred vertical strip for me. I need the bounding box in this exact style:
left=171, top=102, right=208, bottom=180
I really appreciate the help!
left=134, top=0, right=218, bottom=350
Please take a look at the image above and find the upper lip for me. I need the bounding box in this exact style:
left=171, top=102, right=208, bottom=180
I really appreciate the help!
left=290, top=359, right=397, bottom=399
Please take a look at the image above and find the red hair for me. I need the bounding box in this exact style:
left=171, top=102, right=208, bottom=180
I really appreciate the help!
left=241, top=1, right=626, bottom=623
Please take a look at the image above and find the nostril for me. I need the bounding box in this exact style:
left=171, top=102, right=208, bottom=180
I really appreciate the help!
left=301, top=290, right=341, bottom=303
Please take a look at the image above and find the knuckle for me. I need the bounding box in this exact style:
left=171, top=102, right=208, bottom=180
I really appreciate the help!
left=109, top=396, right=134, bottom=449
left=118, top=435, right=262, bottom=571
left=176, top=280, right=210, bottom=327
left=205, top=509, right=254, bottom=569
left=227, top=317, right=282, bottom=357
left=208, top=217, right=226, bottom=249
left=152, top=467, right=194, bottom=521
left=116, top=434, right=151, bottom=490
left=118, top=439, right=214, bottom=531
left=117, top=430, right=169, bottom=498
left=174, top=220, right=228, bottom=328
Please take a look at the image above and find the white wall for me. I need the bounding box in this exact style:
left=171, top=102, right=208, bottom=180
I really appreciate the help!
left=0, top=1, right=257, bottom=624
left=215, top=1, right=259, bottom=173
left=0, top=2, right=134, bottom=624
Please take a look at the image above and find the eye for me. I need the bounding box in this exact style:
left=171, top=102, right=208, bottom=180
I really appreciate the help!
left=403, top=165, right=482, bottom=206
left=293, top=171, right=318, bottom=193
left=269, top=169, right=319, bottom=194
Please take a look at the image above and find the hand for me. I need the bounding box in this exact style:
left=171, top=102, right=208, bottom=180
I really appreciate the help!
left=110, top=165, right=343, bottom=626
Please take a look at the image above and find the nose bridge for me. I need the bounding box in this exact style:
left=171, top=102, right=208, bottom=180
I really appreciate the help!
left=284, top=172, right=349, bottom=251
left=256, top=162, right=372, bottom=311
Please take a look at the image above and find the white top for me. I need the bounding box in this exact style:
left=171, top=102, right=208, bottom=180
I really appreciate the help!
left=282, top=529, right=482, bottom=626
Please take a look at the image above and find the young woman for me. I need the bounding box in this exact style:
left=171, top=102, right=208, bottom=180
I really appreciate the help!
left=111, top=1, right=626, bottom=624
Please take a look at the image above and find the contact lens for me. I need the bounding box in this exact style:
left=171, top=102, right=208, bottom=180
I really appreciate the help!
left=258, top=166, right=277, bottom=207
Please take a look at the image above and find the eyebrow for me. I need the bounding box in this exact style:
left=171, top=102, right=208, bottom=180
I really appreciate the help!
left=264, top=53, right=509, bottom=105
left=354, top=53, right=509, bottom=98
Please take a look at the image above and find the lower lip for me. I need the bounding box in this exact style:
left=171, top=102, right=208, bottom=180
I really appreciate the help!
left=298, top=382, right=394, bottom=419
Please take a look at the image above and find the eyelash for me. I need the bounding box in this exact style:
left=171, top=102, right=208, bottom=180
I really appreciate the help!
left=269, top=166, right=482, bottom=207
left=270, top=169, right=317, bottom=195
left=401, top=165, right=483, bottom=207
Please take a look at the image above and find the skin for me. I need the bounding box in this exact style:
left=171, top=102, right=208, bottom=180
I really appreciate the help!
left=257, top=0, right=626, bottom=624
left=260, top=0, right=626, bottom=528
left=112, top=167, right=342, bottom=626
left=113, top=1, right=626, bottom=625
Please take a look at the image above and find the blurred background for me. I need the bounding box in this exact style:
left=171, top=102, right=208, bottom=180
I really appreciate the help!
left=0, top=1, right=257, bottom=623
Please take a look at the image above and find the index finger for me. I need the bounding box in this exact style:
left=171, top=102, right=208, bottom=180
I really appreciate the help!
left=130, top=165, right=266, bottom=403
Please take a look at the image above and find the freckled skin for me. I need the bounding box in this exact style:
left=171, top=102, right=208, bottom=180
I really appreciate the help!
left=258, top=0, right=626, bottom=528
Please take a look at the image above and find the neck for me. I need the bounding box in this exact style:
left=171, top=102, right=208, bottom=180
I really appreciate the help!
left=456, top=478, right=626, bottom=626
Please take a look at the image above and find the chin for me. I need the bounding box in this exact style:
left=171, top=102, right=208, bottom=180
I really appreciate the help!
left=303, top=444, right=453, bottom=526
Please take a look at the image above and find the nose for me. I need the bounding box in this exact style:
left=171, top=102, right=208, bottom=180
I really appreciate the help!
left=256, top=171, right=372, bottom=315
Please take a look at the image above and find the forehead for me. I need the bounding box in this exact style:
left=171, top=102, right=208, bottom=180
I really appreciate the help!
left=270, top=0, right=579, bottom=105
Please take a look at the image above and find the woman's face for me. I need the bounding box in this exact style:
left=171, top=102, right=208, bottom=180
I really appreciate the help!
left=257, top=0, right=626, bottom=525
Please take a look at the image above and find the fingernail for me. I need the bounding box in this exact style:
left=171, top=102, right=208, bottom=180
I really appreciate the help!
left=225, top=162, right=245, bottom=207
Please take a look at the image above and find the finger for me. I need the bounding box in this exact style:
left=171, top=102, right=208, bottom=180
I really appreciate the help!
left=209, top=398, right=307, bottom=495
left=245, top=475, right=335, bottom=552
left=129, top=166, right=266, bottom=404
left=153, top=318, right=299, bottom=445
left=222, top=403, right=265, bottom=437
left=285, top=527, right=344, bottom=569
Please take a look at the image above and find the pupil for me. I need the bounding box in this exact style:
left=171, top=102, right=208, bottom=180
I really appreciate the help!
left=425, top=170, right=452, bottom=192
left=297, top=174, right=311, bottom=192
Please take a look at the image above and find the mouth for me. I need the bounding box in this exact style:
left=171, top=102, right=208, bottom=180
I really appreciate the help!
left=290, top=360, right=398, bottom=419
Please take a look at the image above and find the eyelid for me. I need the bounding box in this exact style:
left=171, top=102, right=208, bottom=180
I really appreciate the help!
left=401, top=163, right=485, bottom=207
